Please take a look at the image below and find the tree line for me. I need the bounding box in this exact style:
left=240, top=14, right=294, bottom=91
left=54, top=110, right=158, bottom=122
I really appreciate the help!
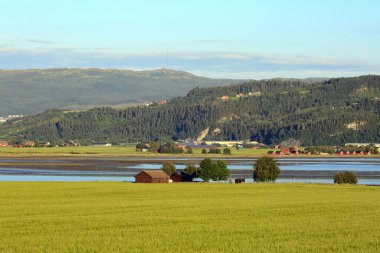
left=162, top=157, right=358, bottom=184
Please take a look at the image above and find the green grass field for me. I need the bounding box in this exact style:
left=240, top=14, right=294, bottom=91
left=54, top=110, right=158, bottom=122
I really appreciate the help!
left=0, top=146, right=272, bottom=157
left=0, top=183, right=379, bottom=252
left=1, top=146, right=378, bottom=158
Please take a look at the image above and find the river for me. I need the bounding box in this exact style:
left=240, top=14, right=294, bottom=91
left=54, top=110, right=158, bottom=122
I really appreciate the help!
left=0, top=157, right=379, bottom=185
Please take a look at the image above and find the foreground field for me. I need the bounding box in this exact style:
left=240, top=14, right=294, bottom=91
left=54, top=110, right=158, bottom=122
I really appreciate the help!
left=0, top=183, right=379, bottom=253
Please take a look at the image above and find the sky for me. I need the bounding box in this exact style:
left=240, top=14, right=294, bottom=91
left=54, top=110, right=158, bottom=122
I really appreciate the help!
left=1, top=0, right=380, bottom=79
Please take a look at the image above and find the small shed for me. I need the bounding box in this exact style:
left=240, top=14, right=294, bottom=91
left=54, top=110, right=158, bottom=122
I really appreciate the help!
left=134, top=170, right=169, bottom=183
left=235, top=178, right=245, bottom=184
left=171, top=173, right=182, bottom=183
left=21, top=140, right=35, bottom=147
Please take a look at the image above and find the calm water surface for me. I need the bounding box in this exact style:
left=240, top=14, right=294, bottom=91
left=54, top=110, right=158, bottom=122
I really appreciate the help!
left=0, top=157, right=379, bottom=185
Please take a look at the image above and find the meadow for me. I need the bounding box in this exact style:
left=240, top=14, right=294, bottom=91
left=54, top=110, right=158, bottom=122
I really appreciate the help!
left=0, top=183, right=379, bottom=252
left=0, top=145, right=272, bottom=157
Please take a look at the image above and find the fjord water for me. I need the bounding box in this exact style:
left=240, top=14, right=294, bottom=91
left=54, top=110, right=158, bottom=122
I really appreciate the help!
left=0, top=157, right=379, bottom=185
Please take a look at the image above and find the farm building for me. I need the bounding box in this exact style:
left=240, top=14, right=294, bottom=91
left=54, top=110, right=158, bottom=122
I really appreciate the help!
left=93, top=142, right=112, bottom=147
left=0, top=140, right=8, bottom=147
left=21, top=141, right=35, bottom=147
left=171, top=173, right=182, bottom=183
left=134, top=170, right=169, bottom=183
left=235, top=178, right=245, bottom=184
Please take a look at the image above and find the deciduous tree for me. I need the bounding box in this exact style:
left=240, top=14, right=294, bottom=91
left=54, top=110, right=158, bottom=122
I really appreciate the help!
left=253, top=156, right=280, bottom=182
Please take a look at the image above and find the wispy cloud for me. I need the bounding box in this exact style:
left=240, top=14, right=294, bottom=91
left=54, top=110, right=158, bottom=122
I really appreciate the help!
left=0, top=47, right=17, bottom=53
left=25, top=38, right=56, bottom=45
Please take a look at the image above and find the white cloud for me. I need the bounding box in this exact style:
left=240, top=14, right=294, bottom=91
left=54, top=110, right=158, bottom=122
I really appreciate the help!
left=0, top=47, right=378, bottom=79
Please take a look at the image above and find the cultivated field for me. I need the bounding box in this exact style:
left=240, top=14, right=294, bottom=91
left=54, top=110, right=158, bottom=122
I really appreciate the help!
left=0, top=183, right=379, bottom=252
left=0, top=146, right=273, bottom=157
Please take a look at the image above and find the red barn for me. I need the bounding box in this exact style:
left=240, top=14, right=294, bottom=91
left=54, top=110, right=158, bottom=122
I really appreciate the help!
left=171, top=173, right=182, bottom=183
left=235, top=178, right=245, bottom=184
left=0, top=141, right=8, bottom=147
left=134, top=170, right=169, bottom=183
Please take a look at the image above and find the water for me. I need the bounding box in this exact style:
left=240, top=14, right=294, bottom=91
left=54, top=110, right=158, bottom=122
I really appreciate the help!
left=128, top=162, right=380, bottom=172
left=0, top=157, right=379, bottom=185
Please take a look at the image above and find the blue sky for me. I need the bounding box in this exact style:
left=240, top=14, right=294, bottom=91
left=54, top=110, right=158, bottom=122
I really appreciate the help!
left=1, top=0, right=379, bottom=78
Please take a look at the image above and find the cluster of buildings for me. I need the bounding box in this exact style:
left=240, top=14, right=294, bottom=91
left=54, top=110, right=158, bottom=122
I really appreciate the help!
left=267, top=144, right=377, bottom=156
left=345, top=143, right=380, bottom=148
left=219, top=92, right=260, bottom=101
left=0, top=114, right=24, bottom=124
left=0, top=139, right=116, bottom=148
left=0, top=140, right=83, bottom=148
left=135, top=170, right=198, bottom=183
left=267, top=147, right=309, bottom=156
left=0, top=140, right=38, bottom=148
left=177, top=140, right=259, bottom=148
left=134, top=170, right=246, bottom=184
left=335, top=150, right=371, bottom=155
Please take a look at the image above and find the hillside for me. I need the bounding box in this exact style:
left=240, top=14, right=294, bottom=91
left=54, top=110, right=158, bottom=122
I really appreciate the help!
left=0, top=68, right=238, bottom=116
left=1, top=75, right=380, bottom=146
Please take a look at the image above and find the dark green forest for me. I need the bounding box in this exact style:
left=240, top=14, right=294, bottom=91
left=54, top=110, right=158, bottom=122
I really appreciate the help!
left=1, top=75, right=380, bottom=146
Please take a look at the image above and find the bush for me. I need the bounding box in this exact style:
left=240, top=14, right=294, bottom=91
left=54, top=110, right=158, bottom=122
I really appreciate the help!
left=158, top=141, right=183, bottom=154
left=333, top=171, right=358, bottom=184
left=182, top=164, right=199, bottom=182
left=186, top=146, right=193, bottom=154
left=208, top=148, right=221, bottom=154
left=253, top=156, right=280, bottom=182
left=223, top=148, right=231, bottom=155
left=202, top=149, right=207, bottom=154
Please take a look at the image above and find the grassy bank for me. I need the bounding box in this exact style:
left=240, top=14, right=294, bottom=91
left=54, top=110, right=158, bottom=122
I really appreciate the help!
left=1, top=146, right=377, bottom=158
left=0, top=183, right=379, bottom=252
left=0, top=146, right=272, bottom=157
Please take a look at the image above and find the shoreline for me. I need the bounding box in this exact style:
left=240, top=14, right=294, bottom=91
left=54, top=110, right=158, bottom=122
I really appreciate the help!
left=0, top=157, right=379, bottom=182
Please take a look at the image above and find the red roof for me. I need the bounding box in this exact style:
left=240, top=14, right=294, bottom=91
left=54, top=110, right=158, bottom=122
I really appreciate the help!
left=135, top=170, right=169, bottom=179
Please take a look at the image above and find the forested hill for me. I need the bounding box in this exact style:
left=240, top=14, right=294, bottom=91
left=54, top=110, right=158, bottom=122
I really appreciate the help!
left=0, top=68, right=238, bottom=115
left=1, top=75, right=380, bottom=146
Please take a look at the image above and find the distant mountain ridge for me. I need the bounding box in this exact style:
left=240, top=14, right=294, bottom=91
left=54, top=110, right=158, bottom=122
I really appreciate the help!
left=0, top=68, right=240, bottom=116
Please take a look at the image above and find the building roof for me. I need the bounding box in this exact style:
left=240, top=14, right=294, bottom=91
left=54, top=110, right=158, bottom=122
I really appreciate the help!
left=135, top=170, right=169, bottom=178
